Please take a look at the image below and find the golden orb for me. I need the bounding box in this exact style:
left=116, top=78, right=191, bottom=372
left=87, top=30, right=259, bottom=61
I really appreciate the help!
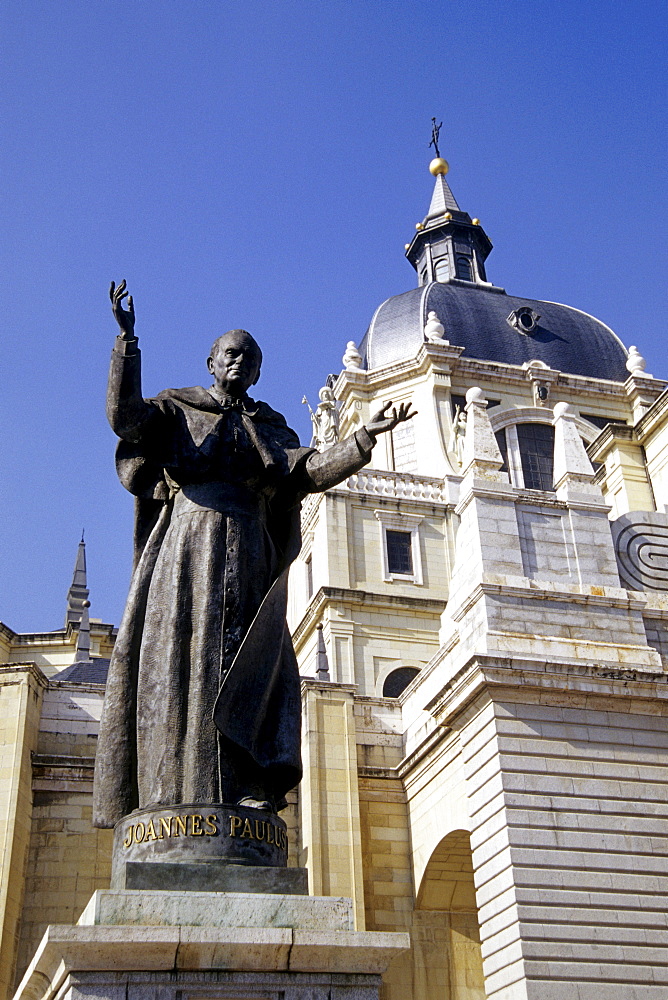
left=404, top=243, right=410, bottom=250
left=429, top=157, right=449, bottom=176
left=415, top=222, right=424, bottom=230
left=444, top=211, right=452, bottom=220
left=472, top=218, right=480, bottom=226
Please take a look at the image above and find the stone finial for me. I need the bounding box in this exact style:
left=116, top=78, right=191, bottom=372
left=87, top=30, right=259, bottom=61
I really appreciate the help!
left=424, top=310, right=448, bottom=343
left=343, top=341, right=363, bottom=371
left=315, top=623, right=330, bottom=681
left=460, top=386, right=505, bottom=476
left=74, top=600, right=92, bottom=662
left=626, top=346, right=653, bottom=378
left=552, top=402, right=595, bottom=490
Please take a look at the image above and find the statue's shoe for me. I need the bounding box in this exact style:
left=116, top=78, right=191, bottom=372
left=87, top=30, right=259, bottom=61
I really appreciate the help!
left=237, top=796, right=272, bottom=810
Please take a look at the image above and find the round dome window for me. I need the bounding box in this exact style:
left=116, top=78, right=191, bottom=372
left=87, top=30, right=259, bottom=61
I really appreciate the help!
left=507, top=307, right=540, bottom=335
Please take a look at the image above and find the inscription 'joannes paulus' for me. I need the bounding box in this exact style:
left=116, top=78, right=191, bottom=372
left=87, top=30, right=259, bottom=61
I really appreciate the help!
left=121, top=810, right=287, bottom=852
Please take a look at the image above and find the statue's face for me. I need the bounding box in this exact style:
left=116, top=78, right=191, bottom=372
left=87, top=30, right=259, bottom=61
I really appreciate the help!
left=207, top=331, right=261, bottom=397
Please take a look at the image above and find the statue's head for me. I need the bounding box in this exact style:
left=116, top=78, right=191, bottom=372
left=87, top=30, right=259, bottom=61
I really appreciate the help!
left=207, top=329, right=262, bottom=397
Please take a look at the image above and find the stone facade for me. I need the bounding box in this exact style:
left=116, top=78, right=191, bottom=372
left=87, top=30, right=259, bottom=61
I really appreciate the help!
left=3, top=165, right=668, bottom=999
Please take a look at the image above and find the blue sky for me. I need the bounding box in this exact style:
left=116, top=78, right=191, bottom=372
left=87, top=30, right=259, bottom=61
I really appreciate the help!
left=1, top=0, right=666, bottom=631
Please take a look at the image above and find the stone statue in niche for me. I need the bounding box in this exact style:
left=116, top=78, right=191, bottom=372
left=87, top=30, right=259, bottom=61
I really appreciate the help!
left=303, top=386, right=340, bottom=452
left=93, top=281, right=415, bottom=828
left=449, top=405, right=467, bottom=468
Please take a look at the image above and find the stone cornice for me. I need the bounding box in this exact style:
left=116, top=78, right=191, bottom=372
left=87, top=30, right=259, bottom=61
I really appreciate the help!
left=448, top=579, right=646, bottom=625
left=31, top=753, right=96, bottom=791
left=0, top=661, right=49, bottom=689
left=586, top=422, right=638, bottom=463
left=291, top=586, right=446, bottom=650
left=635, top=386, right=668, bottom=440
left=423, top=652, right=668, bottom=729
left=335, top=350, right=634, bottom=401
left=301, top=679, right=358, bottom=697
left=0, top=621, right=16, bottom=642
left=9, top=622, right=117, bottom=645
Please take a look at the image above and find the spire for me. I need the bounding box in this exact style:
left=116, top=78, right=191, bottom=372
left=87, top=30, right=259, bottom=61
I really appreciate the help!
left=405, top=138, right=493, bottom=287
left=65, top=533, right=89, bottom=627
left=426, top=173, right=460, bottom=218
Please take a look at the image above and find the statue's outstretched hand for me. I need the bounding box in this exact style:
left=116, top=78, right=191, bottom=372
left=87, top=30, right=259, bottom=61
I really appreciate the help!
left=110, top=280, right=135, bottom=340
left=365, top=400, right=417, bottom=440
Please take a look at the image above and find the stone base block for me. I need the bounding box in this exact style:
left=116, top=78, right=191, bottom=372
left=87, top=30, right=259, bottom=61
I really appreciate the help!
left=14, top=924, right=408, bottom=1000
left=112, top=860, right=308, bottom=893
left=79, top=889, right=353, bottom=930
left=33, top=969, right=385, bottom=1000
left=13, top=890, right=408, bottom=1000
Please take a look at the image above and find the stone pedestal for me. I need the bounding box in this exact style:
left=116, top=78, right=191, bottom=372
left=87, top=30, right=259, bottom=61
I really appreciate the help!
left=110, top=802, right=309, bottom=894
left=14, top=890, right=409, bottom=1000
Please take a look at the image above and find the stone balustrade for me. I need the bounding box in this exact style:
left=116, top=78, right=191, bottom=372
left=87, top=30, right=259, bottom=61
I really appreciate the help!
left=346, top=469, right=450, bottom=503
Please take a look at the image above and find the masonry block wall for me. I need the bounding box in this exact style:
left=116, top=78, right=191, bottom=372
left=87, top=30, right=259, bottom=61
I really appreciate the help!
left=1, top=675, right=113, bottom=999
left=457, top=671, right=668, bottom=1000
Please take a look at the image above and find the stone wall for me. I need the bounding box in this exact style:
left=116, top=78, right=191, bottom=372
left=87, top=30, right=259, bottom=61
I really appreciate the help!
left=10, top=681, right=112, bottom=996
left=459, top=678, right=668, bottom=999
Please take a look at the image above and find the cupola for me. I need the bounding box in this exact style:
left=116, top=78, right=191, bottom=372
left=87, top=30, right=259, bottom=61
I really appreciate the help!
left=405, top=158, right=493, bottom=287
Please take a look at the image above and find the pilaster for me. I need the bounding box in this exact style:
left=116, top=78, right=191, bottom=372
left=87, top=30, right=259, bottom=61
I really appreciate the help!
left=587, top=424, right=656, bottom=516
left=299, top=681, right=366, bottom=929
left=0, top=664, right=47, bottom=1000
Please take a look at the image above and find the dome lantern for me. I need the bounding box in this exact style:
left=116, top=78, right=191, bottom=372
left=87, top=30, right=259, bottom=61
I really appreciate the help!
left=405, top=155, right=493, bottom=288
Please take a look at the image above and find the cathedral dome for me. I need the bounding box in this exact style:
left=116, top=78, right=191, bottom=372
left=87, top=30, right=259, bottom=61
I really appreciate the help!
left=360, top=281, right=629, bottom=382
left=359, top=159, right=629, bottom=382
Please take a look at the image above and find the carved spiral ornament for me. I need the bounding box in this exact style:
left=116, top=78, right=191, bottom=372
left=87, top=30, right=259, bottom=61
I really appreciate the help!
left=612, top=512, right=668, bottom=592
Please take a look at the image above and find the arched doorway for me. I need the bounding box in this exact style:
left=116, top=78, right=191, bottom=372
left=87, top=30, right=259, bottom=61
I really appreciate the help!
left=410, top=830, right=486, bottom=999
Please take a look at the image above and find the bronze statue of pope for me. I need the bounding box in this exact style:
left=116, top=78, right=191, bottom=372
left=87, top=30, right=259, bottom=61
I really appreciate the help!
left=93, top=281, right=414, bottom=826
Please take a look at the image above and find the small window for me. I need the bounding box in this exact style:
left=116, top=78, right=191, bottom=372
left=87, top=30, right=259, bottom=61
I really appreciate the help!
left=383, top=667, right=420, bottom=698
left=516, top=422, right=555, bottom=491
left=306, top=555, right=313, bottom=599
left=581, top=413, right=627, bottom=431
left=386, top=530, right=413, bottom=575
left=434, top=257, right=449, bottom=282
left=455, top=255, right=473, bottom=281
left=451, top=394, right=500, bottom=416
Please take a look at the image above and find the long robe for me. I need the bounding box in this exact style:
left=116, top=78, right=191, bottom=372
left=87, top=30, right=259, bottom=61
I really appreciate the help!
left=93, top=337, right=373, bottom=828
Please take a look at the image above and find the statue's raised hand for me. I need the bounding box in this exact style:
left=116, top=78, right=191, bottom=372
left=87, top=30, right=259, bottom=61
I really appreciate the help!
left=110, top=280, right=135, bottom=340
left=365, top=400, right=417, bottom=440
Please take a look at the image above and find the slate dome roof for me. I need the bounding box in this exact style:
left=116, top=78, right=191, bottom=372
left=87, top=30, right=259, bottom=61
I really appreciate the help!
left=359, top=281, right=629, bottom=382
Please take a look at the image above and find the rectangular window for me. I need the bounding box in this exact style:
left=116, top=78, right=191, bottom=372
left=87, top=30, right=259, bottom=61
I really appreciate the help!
left=386, top=530, right=413, bottom=575
left=306, top=555, right=313, bottom=599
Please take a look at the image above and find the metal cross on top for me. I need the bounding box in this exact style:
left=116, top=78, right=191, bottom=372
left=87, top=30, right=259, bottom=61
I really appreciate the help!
left=429, top=117, right=442, bottom=158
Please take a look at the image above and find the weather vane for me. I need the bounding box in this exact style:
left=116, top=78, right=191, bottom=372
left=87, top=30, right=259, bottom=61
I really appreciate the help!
left=429, top=117, right=442, bottom=158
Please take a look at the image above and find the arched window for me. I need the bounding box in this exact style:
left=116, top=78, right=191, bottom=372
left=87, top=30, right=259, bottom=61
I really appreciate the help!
left=494, top=422, right=555, bottom=490
left=434, top=257, right=450, bottom=282
left=383, top=667, right=420, bottom=698
left=455, top=255, right=473, bottom=281
left=516, top=422, right=555, bottom=490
